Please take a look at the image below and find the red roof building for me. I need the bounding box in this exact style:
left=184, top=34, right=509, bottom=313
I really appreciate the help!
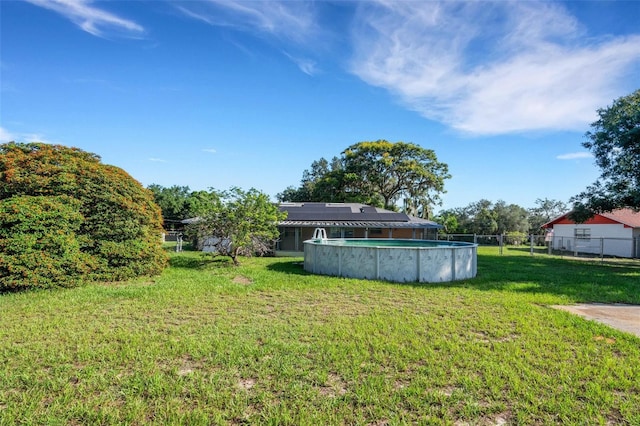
left=542, top=209, right=640, bottom=258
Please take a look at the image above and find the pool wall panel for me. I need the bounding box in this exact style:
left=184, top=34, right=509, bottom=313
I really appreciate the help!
left=340, top=246, right=376, bottom=279
left=304, top=239, right=477, bottom=283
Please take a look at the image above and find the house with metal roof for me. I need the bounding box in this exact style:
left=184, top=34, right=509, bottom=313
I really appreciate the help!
left=276, top=202, right=442, bottom=254
left=542, top=208, right=640, bottom=258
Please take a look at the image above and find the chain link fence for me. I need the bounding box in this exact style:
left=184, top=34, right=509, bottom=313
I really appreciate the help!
left=437, top=233, right=640, bottom=260
left=547, top=236, right=639, bottom=259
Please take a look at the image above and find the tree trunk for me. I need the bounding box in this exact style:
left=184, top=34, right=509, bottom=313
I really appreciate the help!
left=230, top=247, right=240, bottom=266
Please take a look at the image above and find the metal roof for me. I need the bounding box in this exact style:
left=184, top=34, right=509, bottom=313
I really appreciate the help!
left=284, top=212, right=408, bottom=221
left=184, top=202, right=444, bottom=229
left=278, top=220, right=442, bottom=229
left=279, top=202, right=441, bottom=227
left=542, top=208, right=640, bottom=229
left=279, top=220, right=442, bottom=229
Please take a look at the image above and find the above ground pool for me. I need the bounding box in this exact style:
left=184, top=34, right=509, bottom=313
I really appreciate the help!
left=303, top=238, right=477, bottom=283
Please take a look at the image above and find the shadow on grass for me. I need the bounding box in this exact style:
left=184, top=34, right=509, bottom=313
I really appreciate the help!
left=168, top=255, right=205, bottom=269
left=163, top=242, right=197, bottom=253
left=429, top=253, right=640, bottom=304
left=266, top=259, right=307, bottom=275
left=506, top=247, right=549, bottom=255
left=508, top=246, right=640, bottom=266
left=168, top=253, right=234, bottom=269
left=266, top=255, right=640, bottom=304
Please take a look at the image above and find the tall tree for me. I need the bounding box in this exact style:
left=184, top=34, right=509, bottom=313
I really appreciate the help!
left=493, top=200, right=529, bottom=234
left=571, top=89, right=640, bottom=221
left=436, top=201, right=496, bottom=235
left=279, top=141, right=450, bottom=215
left=528, top=198, right=567, bottom=231
left=467, top=199, right=498, bottom=235
left=277, top=185, right=309, bottom=203
left=148, top=184, right=192, bottom=225
left=342, top=140, right=450, bottom=212
left=186, top=187, right=286, bottom=265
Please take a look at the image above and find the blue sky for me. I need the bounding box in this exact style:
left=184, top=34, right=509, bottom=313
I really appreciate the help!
left=1, top=1, right=639, bottom=212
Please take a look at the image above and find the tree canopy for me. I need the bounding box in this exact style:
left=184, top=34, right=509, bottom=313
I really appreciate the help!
left=571, top=89, right=640, bottom=220
left=278, top=140, right=450, bottom=216
left=0, top=142, right=167, bottom=289
left=147, top=184, right=193, bottom=225
left=434, top=198, right=562, bottom=236
left=186, top=187, right=286, bottom=265
left=492, top=200, right=529, bottom=235
left=342, top=141, right=450, bottom=214
left=148, top=185, right=233, bottom=230
left=528, top=198, right=567, bottom=231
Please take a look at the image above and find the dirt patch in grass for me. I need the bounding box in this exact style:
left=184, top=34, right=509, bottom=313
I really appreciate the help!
left=238, top=377, right=256, bottom=390
left=174, top=355, right=204, bottom=377
left=317, top=373, right=347, bottom=398
left=232, top=275, right=253, bottom=285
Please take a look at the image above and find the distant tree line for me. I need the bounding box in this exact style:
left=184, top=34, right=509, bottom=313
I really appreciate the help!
left=434, top=198, right=568, bottom=238
left=147, top=184, right=218, bottom=229
left=149, top=181, right=568, bottom=237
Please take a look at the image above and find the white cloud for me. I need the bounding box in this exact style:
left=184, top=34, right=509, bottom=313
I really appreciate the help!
left=176, top=1, right=317, bottom=44
left=176, top=2, right=325, bottom=76
left=0, top=127, right=55, bottom=144
left=0, top=127, right=15, bottom=143
left=283, top=52, right=318, bottom=76
left=556, top=152, right=593, bottom=160
left=203, top=148, right=217, bottom=154
left=24, top=0, right=144, bottom=38
left=149, top=158, right=167, bottom=163
left=350, top=1, right=640, bottom=135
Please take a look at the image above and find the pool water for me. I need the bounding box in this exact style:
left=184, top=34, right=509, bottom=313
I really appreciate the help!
left=312, top=239, right=469, bottom=248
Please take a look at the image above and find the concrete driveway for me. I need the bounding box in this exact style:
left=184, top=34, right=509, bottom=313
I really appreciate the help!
left=551, top=304, right=640, bottom=338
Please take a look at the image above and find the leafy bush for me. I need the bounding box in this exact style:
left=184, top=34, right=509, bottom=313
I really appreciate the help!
left=0, top=142, right=167, bottom=289
left=186, top=187, right=287, bottom=265
left=0, top=195, right=95, bottom=289
left=505, top=231, right=527, bottom=245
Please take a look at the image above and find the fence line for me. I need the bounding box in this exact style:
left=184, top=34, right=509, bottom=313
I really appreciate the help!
left=437, top=234, right=640, bottom=259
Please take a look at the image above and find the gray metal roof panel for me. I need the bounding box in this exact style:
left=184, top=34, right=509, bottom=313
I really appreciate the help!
left=279, top=220, right=442, bottom=229
left=284, top=211, right=408, bottom=222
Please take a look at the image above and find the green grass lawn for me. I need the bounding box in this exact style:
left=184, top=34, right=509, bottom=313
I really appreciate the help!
left=1, top=247, right=639, bottom=425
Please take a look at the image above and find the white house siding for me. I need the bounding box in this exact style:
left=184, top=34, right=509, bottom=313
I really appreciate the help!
left=551, top=224, right=635, bottom=257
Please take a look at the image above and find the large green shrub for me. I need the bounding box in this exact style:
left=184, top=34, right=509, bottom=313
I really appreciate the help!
left=0, top=195, right=94, bottom=289
left=0, top=142, right=167, bottom=289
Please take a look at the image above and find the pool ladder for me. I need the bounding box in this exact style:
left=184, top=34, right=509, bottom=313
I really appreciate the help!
left=313, top=228, right=327, bottom=240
